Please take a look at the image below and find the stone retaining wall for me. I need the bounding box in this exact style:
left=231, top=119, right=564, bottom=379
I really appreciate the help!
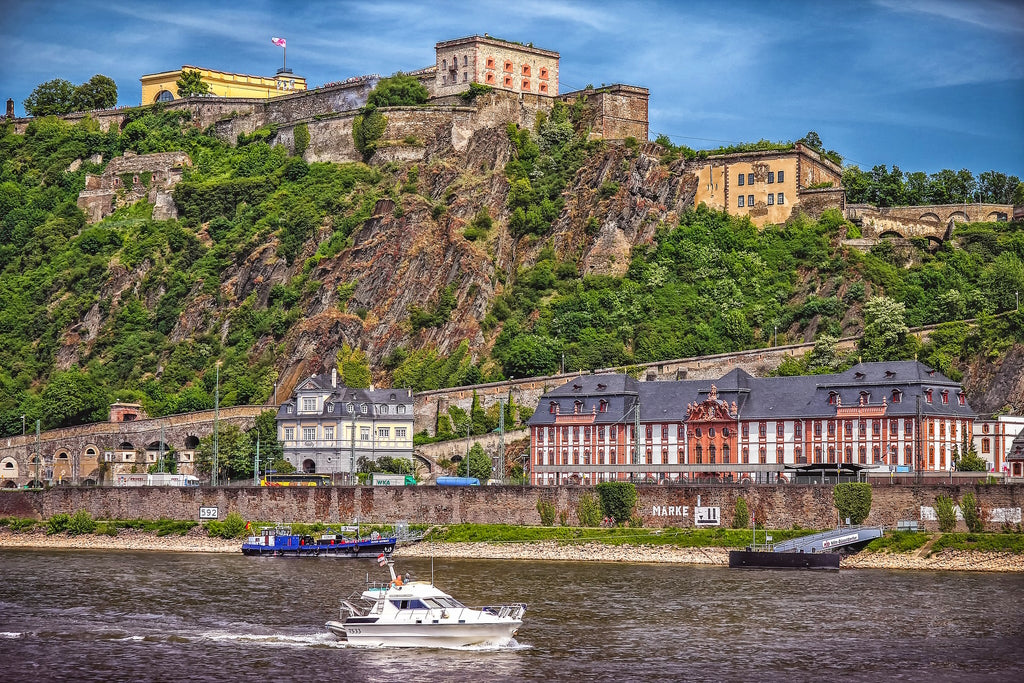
left=3, top=483, right=1020, bottom=533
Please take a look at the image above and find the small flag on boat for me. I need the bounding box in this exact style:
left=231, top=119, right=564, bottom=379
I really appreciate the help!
left=377, top=552, right=387, bottom=566
left=245, top=521, right=251, bottom=532
left=271, top=37, right=286, bottom=48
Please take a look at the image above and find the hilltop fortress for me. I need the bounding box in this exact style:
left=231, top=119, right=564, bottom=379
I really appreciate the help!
left=8, top=34, right=1017, bottom=231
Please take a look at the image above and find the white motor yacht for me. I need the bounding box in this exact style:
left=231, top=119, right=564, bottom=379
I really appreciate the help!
left=325, top=559, right=526, bottom=648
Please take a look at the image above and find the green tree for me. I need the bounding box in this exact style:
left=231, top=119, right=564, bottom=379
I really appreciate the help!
left=501, top=334, right=557, bottom=378
left=176, top=70, right=211, bottom=98
left=457, top=443, right=492, bottom=480
left=250, top=410, right=284, bottom=474
left=834, top=482, right=872, bottom=524
left=596, top=481, right=638, bottom=525
left=337, top=344, right=371, bottom=388
left=860, top=296, right=909, bottom=361
left=23, top=78, right=75, bottom=116
left=195, top=424, right=253, bottom=482
left=798, top=131, right=822, bottom=151
left=960, top=491, right=984, bottom=533
left=293, top=122, right=310, bottom=156
left=40, top=368, right=109, bottom=428
left=732, top=496, right=750, bottom=529
left=576, top=492, right=602, bottom=526
left=352, top=106, right=387, bottom=160
left=367, top=73, right=430, bottom=108
left=934, top=494, right=957, bottom=532
left=71, top=74, right=118, bottom=111
left=954, top=434, right=988, bottom=472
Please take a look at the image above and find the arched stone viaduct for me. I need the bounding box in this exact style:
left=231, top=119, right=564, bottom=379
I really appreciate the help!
left=0, top=407, right=263, bottom=488
left=846, top=202, right=1015, bottom=243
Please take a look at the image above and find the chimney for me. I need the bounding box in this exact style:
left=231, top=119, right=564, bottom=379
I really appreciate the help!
left=5, top=99, right=13, bottom=118
left=331, top=367, right=337, bottom=388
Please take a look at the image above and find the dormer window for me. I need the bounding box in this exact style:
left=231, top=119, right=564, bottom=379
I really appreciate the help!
left=884, top=371, right=895, bottom=378
left=347, top=402, right=354, bottom=413
left=828, top=391, right=838, bottom=406
left=302, top=397, right=317, bottom=412
left=599, top=399, right=608, bottom=413
left=572, top=384, right=582, bottom=392
left=958, top=393, right=966, bottom=406
left=287, top=405, right=293, bottom=414
left=854, top=372, right=865, bottom=380
left=574, top=400, right=583, bottom=413
left=327, top=403, right=334, bottom=413
left=597, top=383, right=607, bottom=391
left=549, top=401, right=558, bottom=414
left=941, top=390, right=949, bottom=405
left=925, top=389, right=933, bottom=404
left=859, top=391, right=870, bottom=405
left=361, top=404, right=368, bottom=414
left=892, top=389, right=902, bottom=404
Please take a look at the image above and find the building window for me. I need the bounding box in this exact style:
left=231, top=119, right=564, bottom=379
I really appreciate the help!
left=814, top=446, right=822, bottom=463
left=748, top=173, right=754, bottom=185
left=982, top=438, right=990, bottom=453
left=325, top=426, right=334, bottom=441
left=768, top=171, right=775, bottom=184
left=396, top=427, right=407, bottom=439
left=776, top=446, right=784, bottom=462
left=814, top=422, right=822, bottom=438
left=678, top=425, right=685, bottom=440
left=285, top=427, right=294, bottom=441
left=873, top=445, right=881, bottom=462
left=646, top=425, right=653, bottom=440
left=829, top=391, right=837, bottom=405
left=742, top=447, right=749, bottom=464
left=550, top=401, right=557, bottom=414
left=522, top=64, right=531, bottom=76
left=463, top=72, right=468, bottom=83
left=904, top=445, right=912, bottom=465
left=794, top=422, right=802, bottom=438
left=759, top=447, right=767, bottom=464
left=873, top=420, right=880, bottom=435
left=890, top=419, right=899, bottom=434
left=738, top=196, right=745, bottom=208
left=941, top=390, right=949, bottom=404
left=302, top=427, right=316, bottom=441
left=844, top=446, right=852, bottom=462
left=486, top=73, right=496, bottom=84
left=892, top=389, right=902, bottom=404
left=827, top=446, right=836, bottom=463
left=610, top=426, right=617, bottom=440
left=738, top=173, right=745, bottom=186
left=695, top=444, right=703, bottom=464
left=695, top=427, right=702, bottom=438
left=777, top=170, right=784, bottom=183
left=504, top=76, right=513, bottom=87
left=708, top=444, right=716, bottom=464
left=777, top=192, right=784, bottom=205
left=540, top=67, right=549, bottom=79
left=360, top=427, right=370, bottom=441
left=958, top=393, right=966, bottom=406
left=844, top=421, right=853, bottom=438
left=905, top=419, right=914, bottom=434
left=723, top=444, right=731, bottom=463
left=361, top=404, right=368, bottom=414
left=661, top=425, right=669, bottom=440
left=827, top=421, right=836, bottom=437
left=759, top=422, right=767, bottom=438
left=777, top=423, right=784, bottom=438
left=522, top=79, right=530, bottom=90
left=859, top=446, right=867, bottom=464
left=442, top=59, right=447, bottom=70
left=486, top=57, right=495, bottom=69
left=377, top=427, right=390, bottom=439
left=795, top=446, right=803, bottom=463
left=302, top=397, right=317, bottom=412
left=925, top=389, right=933, bottom=403
left=539, top=83, right=548, bottom=93
left=748, top=194, right=754, bottom=206
left=463, top=55, right=468, bottom=66
left=742, top=424, right=749, bottom=438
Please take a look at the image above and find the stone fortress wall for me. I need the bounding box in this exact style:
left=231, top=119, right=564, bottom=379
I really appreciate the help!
left=2, top=483, right=1021, bottom=533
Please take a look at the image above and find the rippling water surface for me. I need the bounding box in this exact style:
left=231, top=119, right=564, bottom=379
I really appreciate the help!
left=1, top=550, right=1022, bottom=681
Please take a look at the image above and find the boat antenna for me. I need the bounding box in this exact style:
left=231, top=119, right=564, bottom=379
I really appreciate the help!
left=431, top=554, right=434, bottom=587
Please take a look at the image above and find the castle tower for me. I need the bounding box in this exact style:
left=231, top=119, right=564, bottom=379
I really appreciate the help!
left=434, top=35, right=559, bottom=99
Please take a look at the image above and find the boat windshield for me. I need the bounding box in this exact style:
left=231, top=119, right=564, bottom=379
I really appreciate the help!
left=433, top=597, right=465, bottom=608
left=390, top=599, right=429, bottom=610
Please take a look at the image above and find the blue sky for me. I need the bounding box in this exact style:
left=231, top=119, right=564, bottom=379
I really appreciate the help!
left=2, top=0, right=1022, bottom=177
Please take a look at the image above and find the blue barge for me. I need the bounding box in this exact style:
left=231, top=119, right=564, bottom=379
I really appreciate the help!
left=242, top=526, right=396, bottom=558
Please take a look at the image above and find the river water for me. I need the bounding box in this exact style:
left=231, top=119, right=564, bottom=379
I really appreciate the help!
left=1, top=550, right=1022, bottom=681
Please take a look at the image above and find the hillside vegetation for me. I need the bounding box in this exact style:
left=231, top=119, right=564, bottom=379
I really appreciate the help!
left=1, top=101, right=1023, bottom=437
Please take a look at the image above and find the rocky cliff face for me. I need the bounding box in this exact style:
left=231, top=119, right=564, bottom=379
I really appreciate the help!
left=963, top=343, right=1024, bottom=416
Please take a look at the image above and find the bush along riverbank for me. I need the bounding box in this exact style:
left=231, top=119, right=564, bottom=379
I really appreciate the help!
left=2, top=516, right=1023, bottom=570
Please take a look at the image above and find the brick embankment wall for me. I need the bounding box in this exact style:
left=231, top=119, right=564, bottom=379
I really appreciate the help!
left=3, top=484, right=1021, bottom=532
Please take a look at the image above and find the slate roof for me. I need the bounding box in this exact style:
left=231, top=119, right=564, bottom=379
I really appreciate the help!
left=527, top=361, right=974, bottom=426
left=276, top=373, right=413, bottom=421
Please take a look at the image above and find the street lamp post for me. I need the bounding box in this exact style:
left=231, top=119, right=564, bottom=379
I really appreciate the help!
left=254, top=434, right=260, bottom=487
left=21, top=414, right=25, bottom=436
left=212, top=361, right=221, bottom=486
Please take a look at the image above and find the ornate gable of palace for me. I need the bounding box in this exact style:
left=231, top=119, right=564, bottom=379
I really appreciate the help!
left=685, top=384, right=737, bottom=422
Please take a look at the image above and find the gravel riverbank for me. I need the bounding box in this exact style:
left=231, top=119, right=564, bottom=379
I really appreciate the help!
left=3, top=530, right=1021, bottom=571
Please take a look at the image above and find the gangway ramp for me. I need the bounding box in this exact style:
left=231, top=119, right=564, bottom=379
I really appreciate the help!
left=772, top=526, right=883, bottom=554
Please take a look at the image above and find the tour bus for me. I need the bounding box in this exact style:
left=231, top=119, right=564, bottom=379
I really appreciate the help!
left=114, top=473, right=200, bottom=487
left=435, top=476, right=481, bottom=486
left=259, top=473, right=332, bottom=487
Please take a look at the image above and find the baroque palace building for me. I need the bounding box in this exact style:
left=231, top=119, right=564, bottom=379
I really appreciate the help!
left=276, top=369, right=413, bottom=478
left=527, top=361, right=976, bottom=485
left=140, top=65, right=306, bottom=104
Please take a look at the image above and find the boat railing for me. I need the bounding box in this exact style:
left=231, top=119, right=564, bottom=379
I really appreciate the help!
left=339, top=599, right=365, bottom=617
left=481, top=603, right=527, bottom=620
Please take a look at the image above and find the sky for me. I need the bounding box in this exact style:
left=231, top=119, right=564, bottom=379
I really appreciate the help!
left=2, top=0, right=1022, bottom=177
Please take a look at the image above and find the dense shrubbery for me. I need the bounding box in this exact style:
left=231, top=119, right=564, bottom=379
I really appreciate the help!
left=834, top=483, right=872, bottom=524
left=596, top=482, right=637, bottom=525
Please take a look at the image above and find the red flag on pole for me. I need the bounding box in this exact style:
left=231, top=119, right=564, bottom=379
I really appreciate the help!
left=271, top=37, right=286, bottom=48
left=377, top=552, right=386, bottom=566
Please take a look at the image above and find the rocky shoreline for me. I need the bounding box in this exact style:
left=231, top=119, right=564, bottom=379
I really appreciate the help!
left=2, top=530, right=1021, bottom=571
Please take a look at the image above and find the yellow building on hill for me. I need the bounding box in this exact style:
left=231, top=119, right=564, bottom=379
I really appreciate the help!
left=139, top=65, right=306, bottom=104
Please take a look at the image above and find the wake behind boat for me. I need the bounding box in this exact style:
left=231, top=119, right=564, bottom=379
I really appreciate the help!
left=242, top=525, right=401, bottom=558
left=325, top=557, right=526, bottom=648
